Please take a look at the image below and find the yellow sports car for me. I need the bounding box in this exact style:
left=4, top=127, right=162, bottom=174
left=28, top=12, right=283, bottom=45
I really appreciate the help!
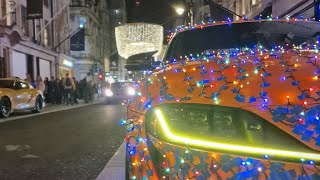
left=0, top=78, right=44, bottom=118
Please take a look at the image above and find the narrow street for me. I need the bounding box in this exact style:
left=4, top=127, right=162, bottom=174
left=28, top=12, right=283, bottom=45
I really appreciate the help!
left=0, top=104, right=125, bottom=180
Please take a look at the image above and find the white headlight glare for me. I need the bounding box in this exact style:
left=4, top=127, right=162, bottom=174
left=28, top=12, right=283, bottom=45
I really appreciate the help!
left=105, top=89, right=113, bottom=97
left=127, top=87, right=136, bottom=96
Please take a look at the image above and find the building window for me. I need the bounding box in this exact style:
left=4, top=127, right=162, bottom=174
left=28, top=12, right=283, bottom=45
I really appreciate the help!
left=34, top=19, right=41, bottom=44
left=21, top=5, right=29, bottom=36
left=0, top=0, right=6, bottom=25
left=80, top=17, right=86, bottom=28
left=203, top=12, right=211, bottom=22
left=44, top=20, right=52, bottom=46
left=203, top=0, right=210, bottom=5
left=44, top=0, right=48, bottom=7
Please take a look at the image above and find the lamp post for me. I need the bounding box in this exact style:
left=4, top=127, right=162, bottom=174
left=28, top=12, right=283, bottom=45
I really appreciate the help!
left=175, top=2, right=193, bottom=25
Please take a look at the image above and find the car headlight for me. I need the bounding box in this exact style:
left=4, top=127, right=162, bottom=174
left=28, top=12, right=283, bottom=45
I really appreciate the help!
left=127, top=87, right=136, bottom=96
left=105, top=89, right=113, bottom=97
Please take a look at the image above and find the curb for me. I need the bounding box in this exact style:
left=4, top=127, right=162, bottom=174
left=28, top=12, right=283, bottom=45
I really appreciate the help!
left=96, top=142, right=126, bottom=180
left=0, top=99, right=105, bottom=124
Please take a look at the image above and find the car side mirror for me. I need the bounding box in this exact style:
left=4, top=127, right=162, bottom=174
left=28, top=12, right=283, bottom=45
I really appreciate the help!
left=247, top=122, right=262, bottom=131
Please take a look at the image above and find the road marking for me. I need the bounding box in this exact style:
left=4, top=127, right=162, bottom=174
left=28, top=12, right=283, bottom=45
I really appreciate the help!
left=21, top=154, right=40, bottom=159
left=96, top=142, right=126, bottom=180
left=5, top=145, right=20, bottom=151
left=5, top=144, right=32, bottom=151
left=0, top=100, right=104, bottom=124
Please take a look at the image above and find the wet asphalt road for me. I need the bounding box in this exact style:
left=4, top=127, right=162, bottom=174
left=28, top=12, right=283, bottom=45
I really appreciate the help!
left=0, top=104, right=126, bottom=180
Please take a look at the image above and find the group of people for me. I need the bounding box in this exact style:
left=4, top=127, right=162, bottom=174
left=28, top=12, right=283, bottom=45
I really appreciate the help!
left=25, top=73, right=96, bottom=105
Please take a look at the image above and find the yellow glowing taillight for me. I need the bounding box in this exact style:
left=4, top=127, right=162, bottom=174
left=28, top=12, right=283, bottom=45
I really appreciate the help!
left=155, top=109, right=320, bottom=161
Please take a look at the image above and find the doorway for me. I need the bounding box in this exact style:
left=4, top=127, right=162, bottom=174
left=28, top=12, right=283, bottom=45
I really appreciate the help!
left=27, top=54, right=34, bottom=83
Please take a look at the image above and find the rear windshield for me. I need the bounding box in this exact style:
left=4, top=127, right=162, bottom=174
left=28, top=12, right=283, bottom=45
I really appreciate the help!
left=165, top=21, right=319, bottom=60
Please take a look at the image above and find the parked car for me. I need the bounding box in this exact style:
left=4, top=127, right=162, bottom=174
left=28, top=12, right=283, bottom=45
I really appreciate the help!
left=0, top=78, right=44, bottom=118
left=104, top=81, right=136, bottom=104
left=124, top=20, right=320, bottom=179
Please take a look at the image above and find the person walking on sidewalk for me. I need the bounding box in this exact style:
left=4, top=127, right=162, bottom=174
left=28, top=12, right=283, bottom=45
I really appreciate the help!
left=63, top=73, right=75, bottom=105
left=73, top=77, right=79, bottom=104
left=36, top=76, right=45, bottom=93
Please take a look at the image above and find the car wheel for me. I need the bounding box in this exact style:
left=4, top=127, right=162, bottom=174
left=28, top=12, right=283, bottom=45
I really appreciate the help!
left=0, top=97, right=11, bottom=118
left=33, top=96, right=43, bottom=113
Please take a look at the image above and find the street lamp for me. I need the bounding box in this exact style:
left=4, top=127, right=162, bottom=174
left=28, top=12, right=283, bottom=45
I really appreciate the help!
left=176, top=7, right=185, bottom=16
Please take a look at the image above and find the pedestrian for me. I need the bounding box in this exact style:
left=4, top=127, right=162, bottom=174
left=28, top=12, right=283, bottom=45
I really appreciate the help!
left=25, top=73, right=32, bottom=84
left=48, top=76, right=57, bottom=104
left=55, top=78, right=62, bottom=104
left=36, top=75, right=45, bottom=93
left=44, top=77, right=50, bottom=104
left=63, top=73, right=75, bottom=105
left=60, top=78, right=65, bottom=104
left=73, top=77, right=79, bottom=104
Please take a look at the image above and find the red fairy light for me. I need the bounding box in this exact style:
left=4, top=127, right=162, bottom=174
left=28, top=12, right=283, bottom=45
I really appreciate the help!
left=303, top=101, right=308, bottom=106
left=309, top=87, right=315, bottom=92
left=298, top=119, right=304, bottom=124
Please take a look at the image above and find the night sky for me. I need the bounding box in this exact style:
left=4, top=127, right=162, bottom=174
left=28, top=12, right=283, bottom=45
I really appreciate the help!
left=125, top=0, right=176, bottom=30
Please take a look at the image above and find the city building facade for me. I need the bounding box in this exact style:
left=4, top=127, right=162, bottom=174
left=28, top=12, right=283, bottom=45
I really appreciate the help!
left=0, top=0, right=75, bottom=82
left=1, top=0, right=55, bottom=82
left=69, top=0, right=111, bottom=82
left=107, top=0, right=127, bottom=81
left=190, top=0, right=318, bottom=24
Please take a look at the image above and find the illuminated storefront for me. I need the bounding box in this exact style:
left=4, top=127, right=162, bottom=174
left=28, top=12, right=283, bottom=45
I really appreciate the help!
left=58, top=53, right=75, bottom=78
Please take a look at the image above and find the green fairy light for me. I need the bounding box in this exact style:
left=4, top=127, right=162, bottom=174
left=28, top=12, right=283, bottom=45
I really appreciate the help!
left=246, top=73, right=249, bottom=77
left=166, top=168, right=170, bottom=173
left=300, top=112, right=305, bottom=116
left=181, top=159, right=185, bottom=164
left=254, top=69, right=258, bottom=74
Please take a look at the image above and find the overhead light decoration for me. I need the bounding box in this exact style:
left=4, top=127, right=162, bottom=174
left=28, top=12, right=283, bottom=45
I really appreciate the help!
left=115, top=23, right=163, bottom=59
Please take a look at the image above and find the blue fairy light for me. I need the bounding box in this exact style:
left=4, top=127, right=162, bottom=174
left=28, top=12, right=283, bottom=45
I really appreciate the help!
left=309, top=160, right=315, bottom=165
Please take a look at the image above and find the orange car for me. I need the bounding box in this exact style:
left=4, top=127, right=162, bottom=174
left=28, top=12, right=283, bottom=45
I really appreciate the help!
left=124, top=20, right=320, bottom=179
left=0, top=78, right=44, bottom=118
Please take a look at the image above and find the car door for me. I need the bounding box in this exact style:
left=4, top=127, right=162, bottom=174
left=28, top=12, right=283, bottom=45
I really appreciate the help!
left=13, top=81, right=33, bottom=108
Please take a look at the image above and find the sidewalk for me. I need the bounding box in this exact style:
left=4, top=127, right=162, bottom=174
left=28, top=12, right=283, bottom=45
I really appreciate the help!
left=0, top=96, right=105, bottom=123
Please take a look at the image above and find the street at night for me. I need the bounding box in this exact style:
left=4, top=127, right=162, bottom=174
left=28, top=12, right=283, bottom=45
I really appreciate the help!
left=0, top=104, right=125, bottom=180
left=2, top=0, right=320, bottom=179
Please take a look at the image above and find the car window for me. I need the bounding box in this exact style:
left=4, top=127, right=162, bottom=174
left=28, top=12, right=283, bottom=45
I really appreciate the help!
left=146, top=104, right=319, bottom=153
left=0, top=80, right=14, bottom=88
left=15, top=81, right=30, bottom=89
